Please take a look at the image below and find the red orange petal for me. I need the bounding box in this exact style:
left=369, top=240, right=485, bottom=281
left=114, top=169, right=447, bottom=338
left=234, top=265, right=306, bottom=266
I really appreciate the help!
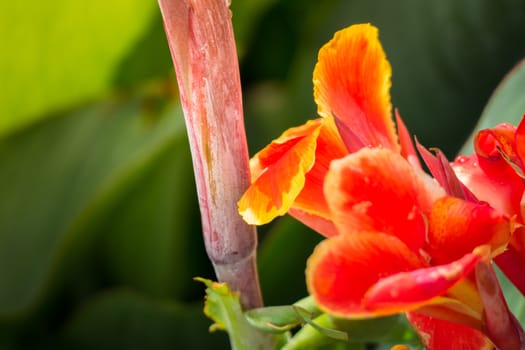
left=238, top=119, right=323, bottom=225
left=452, top=154, right=524, bottom=218
left=324, top=148, right=445, bottom=251
left=475, top=125, right=524, bottom=180
left=427, top=197, right=512, bottom=265
left=288, top=208, right=339, bottom=238
left=313, top=23, right=398, bottom=152
left=515, top=114, right=525, bottom=166
left=363, top=249, right=484, bottom=310
left=306, top=232, right=425, bottom=318
left=407, top=312, right=493, bottom=350
left=291, top=115, right=348, bottom=227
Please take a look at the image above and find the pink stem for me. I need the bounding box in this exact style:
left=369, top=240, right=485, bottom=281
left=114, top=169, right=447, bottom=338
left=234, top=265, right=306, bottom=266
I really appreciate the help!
left=158, top=0, right=263, bottom=309
left=475, top=262, right=523, bottom=350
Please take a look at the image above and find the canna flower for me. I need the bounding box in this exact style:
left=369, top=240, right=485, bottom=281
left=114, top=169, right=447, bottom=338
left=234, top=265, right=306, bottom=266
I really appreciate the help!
left=239, top=24, right=522, bottom=349
left=238, top=24, right=421, bottom=237
left=452, top=117, right=525, bottom=295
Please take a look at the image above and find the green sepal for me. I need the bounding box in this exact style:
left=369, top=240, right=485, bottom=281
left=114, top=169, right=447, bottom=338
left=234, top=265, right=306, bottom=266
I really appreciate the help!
left=195, top=277, right=285, bottom=350
left=244, top=296, right=321, bottom=333
left=283, top=313, right=420, bottom=350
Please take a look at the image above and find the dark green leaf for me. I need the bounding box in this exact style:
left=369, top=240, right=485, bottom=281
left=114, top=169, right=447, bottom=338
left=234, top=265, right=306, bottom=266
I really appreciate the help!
left=60, top=290, right=229, bottom=350
left=0, top=97, right=183, bottom=318
left=98, top=127, right=209, bottom=301
left=257, top=217, right=323, bottom=305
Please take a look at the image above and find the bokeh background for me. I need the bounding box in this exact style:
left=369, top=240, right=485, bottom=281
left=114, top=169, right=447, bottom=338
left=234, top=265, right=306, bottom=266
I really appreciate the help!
left=1, top=0, right=525, bottom=349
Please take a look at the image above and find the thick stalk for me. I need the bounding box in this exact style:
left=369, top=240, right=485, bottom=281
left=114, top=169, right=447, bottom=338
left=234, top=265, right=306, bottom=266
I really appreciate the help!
left=158, top=0, right=263, bottom=310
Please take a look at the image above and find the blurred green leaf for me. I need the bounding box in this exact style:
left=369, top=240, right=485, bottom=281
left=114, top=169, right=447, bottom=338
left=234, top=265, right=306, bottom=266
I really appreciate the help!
left=230, top=0, right=280, bottom=58
left=459, top=59, right=525, bottom=154
left=60, top=290, right=229, bottom=350
left=0, top=0, right=158, bottom=136
left=0, top=96, right=183, bottom=318
left=258, top=217, right=323, bottom=305
left=98, top=125, right=209, bottom=301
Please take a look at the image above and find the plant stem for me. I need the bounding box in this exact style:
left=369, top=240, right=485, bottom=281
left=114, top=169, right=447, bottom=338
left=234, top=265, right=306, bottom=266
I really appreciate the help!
left=157, top=0, right=263, bottom=310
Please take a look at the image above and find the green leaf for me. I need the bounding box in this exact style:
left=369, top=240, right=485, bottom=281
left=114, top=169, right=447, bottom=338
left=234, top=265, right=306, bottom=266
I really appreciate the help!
left=0, top=97, right=183, bottom=318
left=459, top=58, right=525, bottom=155
left=245, top=296, right=321, bottom=333
left=60, top=290, right=229, bottom=350
left=294, top=308, right=349, bottom=342
left=283, top=313, right=419, bottom=350
left=0, top=0, right=159, bottom=136
left=196, top=278, right=285, bottom=350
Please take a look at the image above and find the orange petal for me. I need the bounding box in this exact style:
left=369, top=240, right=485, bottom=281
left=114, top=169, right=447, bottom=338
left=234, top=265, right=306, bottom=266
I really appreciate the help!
left=324, top=148, right=445, bottom=251
left=427, top=197, right=512, bottom=265
left=313, top=23, right=399, bottom=152
left=291, top=115, right=348, bottom=231
left=363, top=249, right=485, bottom=310
left=407, top=312, right=493, bottom=350
left=238, top=119, right=323, bottom=225
left=306, top=232, right=426, bottom=318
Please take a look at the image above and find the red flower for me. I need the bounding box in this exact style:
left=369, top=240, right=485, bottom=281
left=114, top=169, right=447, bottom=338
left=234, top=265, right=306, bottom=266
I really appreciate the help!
left=239, top=24, right=521, bottom=349
left=453, top=117, right=525, bottom=295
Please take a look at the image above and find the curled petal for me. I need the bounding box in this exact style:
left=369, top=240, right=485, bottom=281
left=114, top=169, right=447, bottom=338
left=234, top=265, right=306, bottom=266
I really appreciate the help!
left=291, top=115, right=347, bottom=234
left=288, top=208, right=339, bottom=238
left=364, top=248, right=487, bottom=310
left=306, top=232, right=426, bottom=318
left=239, top=116, right=347, bottom=227
left=238, top=119, right=323, bottom=225
left=427, top=197, right=512, bottom=265
left=407, top=312, right=493, bottom=350
left=417, top=142, right=477, bottom=201
left=324, top=148, right=445, bottom=251
left=475, top=123, right=524, bottom=178
left=453, top=154, right=524, bottom=218
left=313, top=23, right=399, bottom=152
